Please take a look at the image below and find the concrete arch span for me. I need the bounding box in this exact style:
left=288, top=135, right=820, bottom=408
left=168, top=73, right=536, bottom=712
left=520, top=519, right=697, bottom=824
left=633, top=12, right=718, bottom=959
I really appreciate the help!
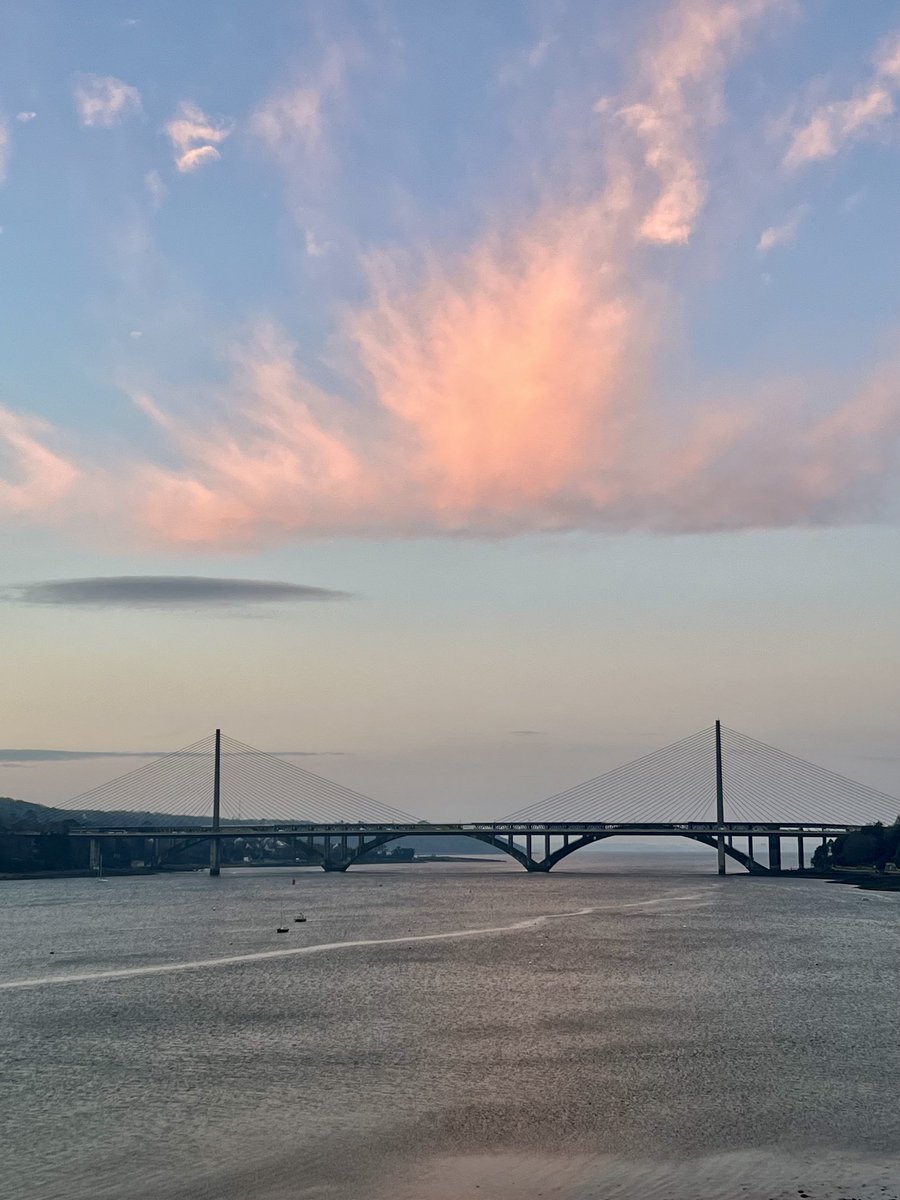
left=337, top=831, right=533, bottom=872
left=337, top=830, right=769, bottom=874
left=152, top=829, right=770, bottom=875
left=539, top=831, right=769, bottom=874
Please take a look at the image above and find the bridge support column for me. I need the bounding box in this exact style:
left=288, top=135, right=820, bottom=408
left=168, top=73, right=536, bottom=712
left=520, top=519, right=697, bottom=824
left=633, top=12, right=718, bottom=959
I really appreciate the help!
left=768, top=835, right=782, bottom=873
left=797, top=836, right=805, bottom=870
left=320, top=835, right=349, bottom=872
left=89, top=837, right=101, bottom=871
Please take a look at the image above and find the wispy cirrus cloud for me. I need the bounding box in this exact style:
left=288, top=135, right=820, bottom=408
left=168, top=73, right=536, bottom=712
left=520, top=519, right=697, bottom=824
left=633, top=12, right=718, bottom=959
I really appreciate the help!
left=252, top=85, right=324, bottom=158
left=251, top=45, right=352, bottom=166
left=73, top=74, right=142, bottom=127
left=618, top=0, right=790, bottom=245
left=0, top=408, right=79, bottom=518
left=165, top=101, right=233, bottom=172
left=4, top=576, right=350, bottom=609
left=497, top=33, right=557, bottom=87
left=251, top=44, right=358, bottom=257
left=756, top=204, right=809, bottom=254
left=144, top=169, right=167, bottom=207
left=785, top=30, right=900, bottom=168
left=4, top=1, right=900, bottom=550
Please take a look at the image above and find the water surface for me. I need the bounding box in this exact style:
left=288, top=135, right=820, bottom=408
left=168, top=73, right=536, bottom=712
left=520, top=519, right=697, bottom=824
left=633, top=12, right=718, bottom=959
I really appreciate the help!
left=2, top=853, right=898, bottom=1199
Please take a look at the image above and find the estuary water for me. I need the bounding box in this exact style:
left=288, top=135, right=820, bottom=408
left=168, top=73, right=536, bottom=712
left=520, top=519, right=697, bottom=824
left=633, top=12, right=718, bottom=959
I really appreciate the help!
left=1, top=853, right=898, bottom=1200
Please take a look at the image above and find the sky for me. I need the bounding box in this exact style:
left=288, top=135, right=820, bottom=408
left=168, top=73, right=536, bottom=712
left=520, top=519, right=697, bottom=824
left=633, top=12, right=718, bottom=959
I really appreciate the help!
left=1, top=0, right=899, bottom=818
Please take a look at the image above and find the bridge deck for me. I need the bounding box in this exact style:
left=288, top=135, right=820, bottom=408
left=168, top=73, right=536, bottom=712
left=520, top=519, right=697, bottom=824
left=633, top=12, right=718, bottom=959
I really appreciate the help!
left=38, top=820, right=858, bottom=838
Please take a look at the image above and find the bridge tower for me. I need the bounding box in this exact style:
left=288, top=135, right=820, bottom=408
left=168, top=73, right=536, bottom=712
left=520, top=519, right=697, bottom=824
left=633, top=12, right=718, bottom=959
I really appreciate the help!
left=715, top=718, right=725, bottom=875
left=209, top=728, right=221, bottom=877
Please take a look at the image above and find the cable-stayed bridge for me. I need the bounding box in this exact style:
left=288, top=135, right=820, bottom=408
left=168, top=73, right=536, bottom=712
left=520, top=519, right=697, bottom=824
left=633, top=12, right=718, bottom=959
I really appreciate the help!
left=13, top=722, right=899, bottom=876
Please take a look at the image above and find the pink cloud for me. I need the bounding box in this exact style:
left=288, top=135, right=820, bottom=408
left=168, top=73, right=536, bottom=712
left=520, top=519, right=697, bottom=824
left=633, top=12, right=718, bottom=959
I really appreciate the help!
left=120, top=215, right=900, bottom=547
left=175, top=145, right=222, bottom=173
left=5, top=2, right=900, bottom=550
left=756, top=204, right=810, bottom=254
left=73, top=74, right=142, bottom=128
left=252, top=86, right=324, bottom=157
left=0, top=407, right=79, bottom=518
left=618, top=0, right=789, bottom=245
left=166, top=102, right=232, bottom=173
left=785, top=28, right=900, bottom=168
left=348, top=209, right=641, bottom=527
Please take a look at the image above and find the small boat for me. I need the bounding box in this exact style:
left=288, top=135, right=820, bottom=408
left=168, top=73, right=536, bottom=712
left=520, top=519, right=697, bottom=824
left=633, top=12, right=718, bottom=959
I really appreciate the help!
left=276, top=925, right=289, bottom=934
left=294, top=914, right=306, bottom=923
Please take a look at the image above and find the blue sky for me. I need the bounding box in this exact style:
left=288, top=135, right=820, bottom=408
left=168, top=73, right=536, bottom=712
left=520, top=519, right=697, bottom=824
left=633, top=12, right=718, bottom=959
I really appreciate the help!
left=1, top=1, right=899, bottom=815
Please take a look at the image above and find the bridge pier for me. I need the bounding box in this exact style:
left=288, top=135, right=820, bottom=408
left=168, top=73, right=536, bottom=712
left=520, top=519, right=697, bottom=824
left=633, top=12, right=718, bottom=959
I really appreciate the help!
left=89, top=837, right=101, bottom=872
left=797, top=836, right=805, bottom=870
left=319, top=834, right=350, bottom=872
left=768, top=834, right=782, bottom=873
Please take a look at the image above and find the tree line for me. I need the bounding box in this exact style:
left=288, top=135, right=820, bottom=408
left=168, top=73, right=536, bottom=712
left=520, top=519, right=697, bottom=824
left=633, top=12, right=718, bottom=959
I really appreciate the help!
left=811, top=819, right=900, bottom=873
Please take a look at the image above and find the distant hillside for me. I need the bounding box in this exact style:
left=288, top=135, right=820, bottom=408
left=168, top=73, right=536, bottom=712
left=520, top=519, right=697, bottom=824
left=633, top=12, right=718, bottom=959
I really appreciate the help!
left=0, top=796, right=69, bottom=827
left=0, top=800, right=496, bottom=852
left=0, top=796, right=215, bottom=830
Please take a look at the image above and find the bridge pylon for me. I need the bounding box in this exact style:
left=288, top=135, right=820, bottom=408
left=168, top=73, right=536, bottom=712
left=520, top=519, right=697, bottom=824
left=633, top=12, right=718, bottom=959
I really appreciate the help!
left=209, top=728, right=221, bottom=877
left=715, top=718, right=725, bottom=876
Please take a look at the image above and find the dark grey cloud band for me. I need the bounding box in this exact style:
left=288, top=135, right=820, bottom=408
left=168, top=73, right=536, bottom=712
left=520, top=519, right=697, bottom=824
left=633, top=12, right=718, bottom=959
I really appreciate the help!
left=4, top=575, right=351, bottom=609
